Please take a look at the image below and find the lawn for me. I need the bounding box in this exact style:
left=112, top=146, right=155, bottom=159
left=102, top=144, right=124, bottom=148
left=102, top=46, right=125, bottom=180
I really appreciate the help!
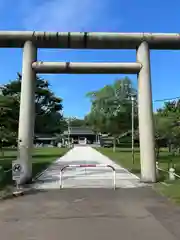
left=97, top=147, right=180, bottom=204
left=0, top=147, right=68, bottom=189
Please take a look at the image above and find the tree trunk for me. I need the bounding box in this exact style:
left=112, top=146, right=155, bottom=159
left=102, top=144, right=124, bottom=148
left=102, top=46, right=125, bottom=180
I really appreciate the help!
left=178, top=147, right=180, bottom=155
left=155, top=139, right=160, bottom=161
left=113, top=137, right=116, bottom=152
left=168, top=142, right=171, bottom=153
left=0, top=146, right=4, bottom=157
left=155, top=147, right=160, bottom=160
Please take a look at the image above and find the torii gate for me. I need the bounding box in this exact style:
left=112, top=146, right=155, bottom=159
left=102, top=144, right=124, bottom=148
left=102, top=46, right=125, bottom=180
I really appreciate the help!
left=1, top=31, right=178, bottom=184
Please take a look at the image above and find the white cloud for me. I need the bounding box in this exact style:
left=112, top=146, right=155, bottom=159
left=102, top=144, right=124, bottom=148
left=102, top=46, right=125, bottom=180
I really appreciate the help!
left=19, top=0, right=121, bottom=31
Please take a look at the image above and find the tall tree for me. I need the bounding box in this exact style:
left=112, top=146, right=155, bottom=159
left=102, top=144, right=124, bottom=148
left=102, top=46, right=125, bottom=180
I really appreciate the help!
left=0, top=73, right=64, bottom=136
left=0, top=94, right=18, bottom=154
left=68, top=118, right=88, bottom=127
left=86, top=77, right=138, bottom=151
left=155, top=100, right=180, bottom=157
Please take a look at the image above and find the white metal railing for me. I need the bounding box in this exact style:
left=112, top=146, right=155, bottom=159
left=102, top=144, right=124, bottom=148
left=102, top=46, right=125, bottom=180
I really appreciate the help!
left=60, top=164, right=116, bottom=190
left=156, top=161, right=180, bottom=181
left=4, top=168, right=12, bottom=173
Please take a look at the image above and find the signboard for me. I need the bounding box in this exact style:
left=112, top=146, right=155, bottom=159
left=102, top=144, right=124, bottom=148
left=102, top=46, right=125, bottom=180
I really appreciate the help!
left=12, top=161, right=24, bottom=181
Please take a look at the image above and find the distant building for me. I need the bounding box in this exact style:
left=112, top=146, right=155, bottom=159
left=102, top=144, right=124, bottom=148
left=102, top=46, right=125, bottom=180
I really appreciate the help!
left=34, top=134, right=58, bottom=146
left=63, top=127, right=100, bottom=144
left=33, top=127, right=101, bottom=147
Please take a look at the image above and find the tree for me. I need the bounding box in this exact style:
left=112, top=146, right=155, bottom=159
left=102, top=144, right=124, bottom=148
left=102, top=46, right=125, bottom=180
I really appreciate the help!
left=1, top=73, right=64, bottom=136
left=0, top=94, right=18, bottom=154
left=68, top=118, right=88, bottom=127
left=86, top=77, right=138, bottom=151
left=154, top=114, right=172, bottom=159
left=157, top=100, right=180, bottom=115
left=155, top=100, right=180, bottom=159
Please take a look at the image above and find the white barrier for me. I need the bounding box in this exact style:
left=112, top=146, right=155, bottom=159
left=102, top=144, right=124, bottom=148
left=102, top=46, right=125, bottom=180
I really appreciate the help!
left=60, top=164, right=116, bottom=190
left=156, top=161, right=180, bottom=181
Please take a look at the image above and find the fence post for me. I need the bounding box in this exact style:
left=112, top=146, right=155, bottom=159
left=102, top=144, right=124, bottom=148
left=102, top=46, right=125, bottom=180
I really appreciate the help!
left=169, top=167, right=176, bottom=181
left=113, top=170, right=116, bottom=190
left=59, top=170, right=63, bottom=189
left=156, top=161, right=159, bottom=179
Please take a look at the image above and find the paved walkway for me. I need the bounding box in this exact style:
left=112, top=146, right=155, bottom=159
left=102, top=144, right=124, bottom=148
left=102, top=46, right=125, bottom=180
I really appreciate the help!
left=0, top=188, right=180, bottom=239
left=33, top=146, right=146, bottom=189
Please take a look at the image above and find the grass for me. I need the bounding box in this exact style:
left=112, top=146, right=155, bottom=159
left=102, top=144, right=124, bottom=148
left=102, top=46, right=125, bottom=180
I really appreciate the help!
left=155, top=181, right=180, bottom=204
left=97, top=147, right=180, bottom=204
left=0, top=147, right=68, bottom=190
left=97, top=147, right=141, bottom=175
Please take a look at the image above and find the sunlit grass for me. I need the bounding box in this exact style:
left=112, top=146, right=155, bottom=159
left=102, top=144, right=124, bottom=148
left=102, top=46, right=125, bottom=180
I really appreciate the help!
left=97, top=147, right=180, bottom=204
left=0, top=147, right=68, bottom=189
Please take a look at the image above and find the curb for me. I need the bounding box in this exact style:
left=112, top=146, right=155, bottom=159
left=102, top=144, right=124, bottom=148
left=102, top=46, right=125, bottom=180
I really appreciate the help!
left=0, top=187, right=42, bottom=201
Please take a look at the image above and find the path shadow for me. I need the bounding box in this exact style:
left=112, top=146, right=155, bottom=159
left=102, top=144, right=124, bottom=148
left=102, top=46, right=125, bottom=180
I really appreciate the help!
left=1, top=188, right=49, bottom=201
left=32, top=161, right=53, bottom=177
left=32, top=154, right=62, bottom=159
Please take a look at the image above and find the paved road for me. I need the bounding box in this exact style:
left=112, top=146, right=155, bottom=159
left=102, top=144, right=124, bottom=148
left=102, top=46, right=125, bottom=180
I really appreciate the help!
left=0, top=188, right=180, bottom=239
left=0, top=146, right=180, bottom=239
left=33, top=146, right=146, bottom=189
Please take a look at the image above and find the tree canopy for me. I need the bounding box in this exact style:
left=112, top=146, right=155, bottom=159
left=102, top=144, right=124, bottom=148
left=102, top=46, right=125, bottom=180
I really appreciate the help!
left=85, top=77, right=138, bottom=150
left=85, top=76, right=180, bottom=155
left=154, top=100, right=180, bottom=157
left=0, top=73, right=64, bottom=147
left=2, top=71, right=180, bottom=159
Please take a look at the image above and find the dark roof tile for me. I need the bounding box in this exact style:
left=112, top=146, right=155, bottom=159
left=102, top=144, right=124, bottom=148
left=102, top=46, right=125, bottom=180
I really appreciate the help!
left=63, top=127, right=95, bottom=135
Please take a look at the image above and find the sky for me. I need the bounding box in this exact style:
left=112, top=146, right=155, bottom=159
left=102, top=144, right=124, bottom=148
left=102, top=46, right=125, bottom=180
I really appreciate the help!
left=0, top=0, right=180, bottom=118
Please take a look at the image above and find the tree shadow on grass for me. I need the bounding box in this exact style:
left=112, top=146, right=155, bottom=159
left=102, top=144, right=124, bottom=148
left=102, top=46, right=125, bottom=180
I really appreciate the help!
left=118, top=149, right=140, bottom=153
left=32, top=154, right=62, bottom=159
left=130, top=168, right=141, bottom=174
left=0, top=153, right=65, bottom=189
left=0, top=159, right=13, bottom=170
left=0, top=161, right=54, bottom=189
left=32, top=161, right=53, bottom=178
left=159, top=154, right=179, bottom=162
left=0, top=155, right=16, bottom=161
left=101, top=148, right=140, bottom=153
left=0, top=171, right=13, bottom=190
left=158, top=155, right=180, bottom=173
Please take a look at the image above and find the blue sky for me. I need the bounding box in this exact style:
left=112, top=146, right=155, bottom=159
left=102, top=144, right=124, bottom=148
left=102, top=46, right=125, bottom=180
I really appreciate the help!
left=0, top=0, right=180, bottom=118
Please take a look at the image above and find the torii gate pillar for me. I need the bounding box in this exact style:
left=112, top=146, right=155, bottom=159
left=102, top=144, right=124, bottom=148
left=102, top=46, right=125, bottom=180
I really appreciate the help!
left=137, top=41, right=156, bottom=182
left=17, top=41, right=37, bottom=183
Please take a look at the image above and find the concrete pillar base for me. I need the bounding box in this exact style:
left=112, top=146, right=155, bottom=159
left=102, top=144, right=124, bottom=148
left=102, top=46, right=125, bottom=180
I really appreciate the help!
left=140, top=178, right=156, bottom=184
